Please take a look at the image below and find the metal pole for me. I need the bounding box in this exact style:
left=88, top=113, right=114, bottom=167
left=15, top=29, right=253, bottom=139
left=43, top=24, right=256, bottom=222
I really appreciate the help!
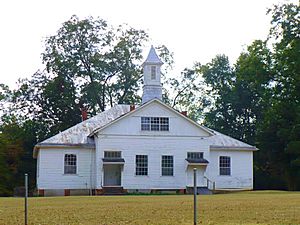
left=25, top=173, right=28, bottom=225
left=193, top=168, right=197, bottom=225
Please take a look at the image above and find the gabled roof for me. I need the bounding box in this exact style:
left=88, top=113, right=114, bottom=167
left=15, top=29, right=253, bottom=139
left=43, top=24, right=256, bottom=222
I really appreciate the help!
left=34, top=99, right=257, bottom=158
left=142, top=45, right=163, bottom=65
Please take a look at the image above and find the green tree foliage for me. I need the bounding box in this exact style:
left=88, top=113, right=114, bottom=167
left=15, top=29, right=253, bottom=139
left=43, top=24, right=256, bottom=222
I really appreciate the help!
left=200, top=55, right=237, bottom=136
left=195, top=3, right=299, bottom=190
left=256, top=3, right=300, bottom=190
left=43, top=15, right=149, bottom=113
left=198, top=41, right=272, bottom=145
left=166, top=64, right=206, bottom=121
left=0, top=117, right=37, bottom=196
left=12, top=71, right=81, bottom=138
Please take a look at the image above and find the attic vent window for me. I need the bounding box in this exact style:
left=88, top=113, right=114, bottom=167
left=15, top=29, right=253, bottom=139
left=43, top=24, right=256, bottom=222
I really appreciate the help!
left=141, top=117, right=169, bottom=131
left=187, top=152, right=204, bottom=159
left=104, top=151, right=121, bottom=158
left=151, top=66, right=156, bottom=80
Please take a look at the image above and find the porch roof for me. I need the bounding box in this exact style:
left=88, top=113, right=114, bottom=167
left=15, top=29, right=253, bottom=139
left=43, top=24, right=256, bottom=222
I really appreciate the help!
left=102, top=158, right=125, bottom=164
left=186, top=158, right=209, bottom=164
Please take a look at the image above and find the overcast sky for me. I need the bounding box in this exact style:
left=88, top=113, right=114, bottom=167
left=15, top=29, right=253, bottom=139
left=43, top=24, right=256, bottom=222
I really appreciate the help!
left=0, top=0, right=296, bottom=88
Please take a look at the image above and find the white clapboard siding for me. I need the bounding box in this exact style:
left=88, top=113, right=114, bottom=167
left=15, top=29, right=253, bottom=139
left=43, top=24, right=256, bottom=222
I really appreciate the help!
left=209, top=150, right=253, bottom=189
left=37, top=148, right=95, bottom=189
left=100, top=102, right=211, bottom=137
left=96, top=135, right=211, bottom=189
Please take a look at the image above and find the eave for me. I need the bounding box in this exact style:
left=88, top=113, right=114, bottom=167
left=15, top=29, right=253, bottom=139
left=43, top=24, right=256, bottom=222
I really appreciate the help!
left=210, top=145, right=258, bottom=151
left=33, top=143, right=95, bottom=158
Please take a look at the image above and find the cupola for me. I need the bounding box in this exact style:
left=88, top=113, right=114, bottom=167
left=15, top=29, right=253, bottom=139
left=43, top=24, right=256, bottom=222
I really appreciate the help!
left=141, top=46, right=163, bottom=104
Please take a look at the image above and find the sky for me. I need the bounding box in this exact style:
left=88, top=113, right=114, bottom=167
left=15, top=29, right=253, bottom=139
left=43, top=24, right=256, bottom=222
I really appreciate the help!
left=0, top=0, right=297, bottom=88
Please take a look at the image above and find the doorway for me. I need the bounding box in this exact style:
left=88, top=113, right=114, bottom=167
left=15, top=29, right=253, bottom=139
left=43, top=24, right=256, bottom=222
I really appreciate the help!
left=103, top=164, right=121, bottom=186
left=186, top=166, right=206, bottom=187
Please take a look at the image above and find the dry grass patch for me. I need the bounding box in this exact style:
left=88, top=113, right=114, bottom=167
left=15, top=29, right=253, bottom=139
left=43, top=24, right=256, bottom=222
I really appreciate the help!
left=0, top=191, right=299, bottom=225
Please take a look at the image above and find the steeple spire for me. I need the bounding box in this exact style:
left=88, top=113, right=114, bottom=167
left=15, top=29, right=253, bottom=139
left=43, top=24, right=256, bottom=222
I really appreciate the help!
left=142, top=46, right=163, bottom=104
left=143, top=45, right=163, bottom=65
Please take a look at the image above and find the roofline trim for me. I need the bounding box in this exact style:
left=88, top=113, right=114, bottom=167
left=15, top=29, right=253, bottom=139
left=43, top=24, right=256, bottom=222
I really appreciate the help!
left=210, top=145, right=258, bottom=151
left=33, top=143, right=95, bottom=158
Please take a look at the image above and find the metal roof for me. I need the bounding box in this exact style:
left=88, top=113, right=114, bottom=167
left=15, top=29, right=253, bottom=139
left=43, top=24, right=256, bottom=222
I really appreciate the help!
left=39, top=104, right=131, bottom=145
left=208, top=130, right=257, bottom=151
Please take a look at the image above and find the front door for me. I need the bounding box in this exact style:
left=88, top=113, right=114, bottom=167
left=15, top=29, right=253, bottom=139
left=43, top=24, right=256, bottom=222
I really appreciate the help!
left=103, top=164, right=121, bottom=186
left=186, top=166, right=206, bottom=187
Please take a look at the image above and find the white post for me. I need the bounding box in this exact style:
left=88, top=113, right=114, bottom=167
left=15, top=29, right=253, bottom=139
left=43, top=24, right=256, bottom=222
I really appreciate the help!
left=25, top=173, right=28, bottom=225
left=193, top=168, right=197, bottom=225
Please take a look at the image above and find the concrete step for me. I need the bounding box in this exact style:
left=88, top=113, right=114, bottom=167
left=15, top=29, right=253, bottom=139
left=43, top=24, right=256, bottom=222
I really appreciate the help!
left=102, top=186, right=125, bottom=195
left=186, top=187, right=213, bottom=195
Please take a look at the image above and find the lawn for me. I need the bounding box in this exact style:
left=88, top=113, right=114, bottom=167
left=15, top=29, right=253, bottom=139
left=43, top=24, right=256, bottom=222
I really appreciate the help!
left=0, top=191, right=299, bottom=225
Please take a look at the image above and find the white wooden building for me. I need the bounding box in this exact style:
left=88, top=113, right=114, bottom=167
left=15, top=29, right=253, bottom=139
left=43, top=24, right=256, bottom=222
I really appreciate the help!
left=33, top=46, right=257, bottom=196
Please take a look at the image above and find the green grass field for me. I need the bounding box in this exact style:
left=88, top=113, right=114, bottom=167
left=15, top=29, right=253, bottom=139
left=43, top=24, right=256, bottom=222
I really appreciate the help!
left=0, top=191, right=299, bottom=225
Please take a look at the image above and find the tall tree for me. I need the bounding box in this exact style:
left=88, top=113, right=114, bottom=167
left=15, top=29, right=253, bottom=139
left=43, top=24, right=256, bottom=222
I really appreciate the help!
left=256, top=3, right=300, bottom=190
left=166, top=64, right=207, bottom=121
left=197, top=40, right=272, bottom=145
left=200, top=55, right=237, bottom=136
left=43, top=15, right=149, bottom=113
left=0, top=116, right=37, bottom=196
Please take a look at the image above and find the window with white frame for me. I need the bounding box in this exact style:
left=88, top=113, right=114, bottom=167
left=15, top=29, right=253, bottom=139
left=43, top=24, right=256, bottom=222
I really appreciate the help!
left=104, top=151, right=121, bottom=158
left=219, top=156, right=231, bottom=176
left=161, top=155, right=174, bottom=176
left=187, top=152, right=204, bottom=159
left=151, top=66, right=156, bottom=80
left=64, top=154, right=77, bottom=174
left=136, top=155, right=148, bottom=176
left=141, top=117, right=169, bottom=131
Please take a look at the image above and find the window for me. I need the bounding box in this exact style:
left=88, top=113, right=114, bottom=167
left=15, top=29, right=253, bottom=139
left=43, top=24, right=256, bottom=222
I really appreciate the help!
left=141, top=117, right=169, bottom=131
left=219, top=156, right=231, bottom=176
left=64, top=154, right=77, bottom=174
left=187, top=152, right=204, bottom=159
left=151, top=66, right=156, bottom=80
left=136, top=155, right=148, bottom=176
left=162, top=155, right=173, bottom=176
left=104, top=151, right=121, bottom=158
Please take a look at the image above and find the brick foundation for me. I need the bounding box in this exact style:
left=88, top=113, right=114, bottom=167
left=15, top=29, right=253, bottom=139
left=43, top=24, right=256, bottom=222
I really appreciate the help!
left=38, top=189, right=44, bottom=197
left=64, top=189, right=70, bottom=196
left=95, top=189, right=104, bottom=195
left=178, top=189, right=186, bottom=194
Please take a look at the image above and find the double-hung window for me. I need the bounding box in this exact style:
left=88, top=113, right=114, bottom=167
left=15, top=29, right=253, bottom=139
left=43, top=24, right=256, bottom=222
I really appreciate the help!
left=64, top=154, right=77, bottom=174
left=219, top=156, right=231, bottom=176
left=161, top=155, right=174, bottom=176
left=141, top=117, right=169, bottom=131
left=136, top=155, right=148, bottom=176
